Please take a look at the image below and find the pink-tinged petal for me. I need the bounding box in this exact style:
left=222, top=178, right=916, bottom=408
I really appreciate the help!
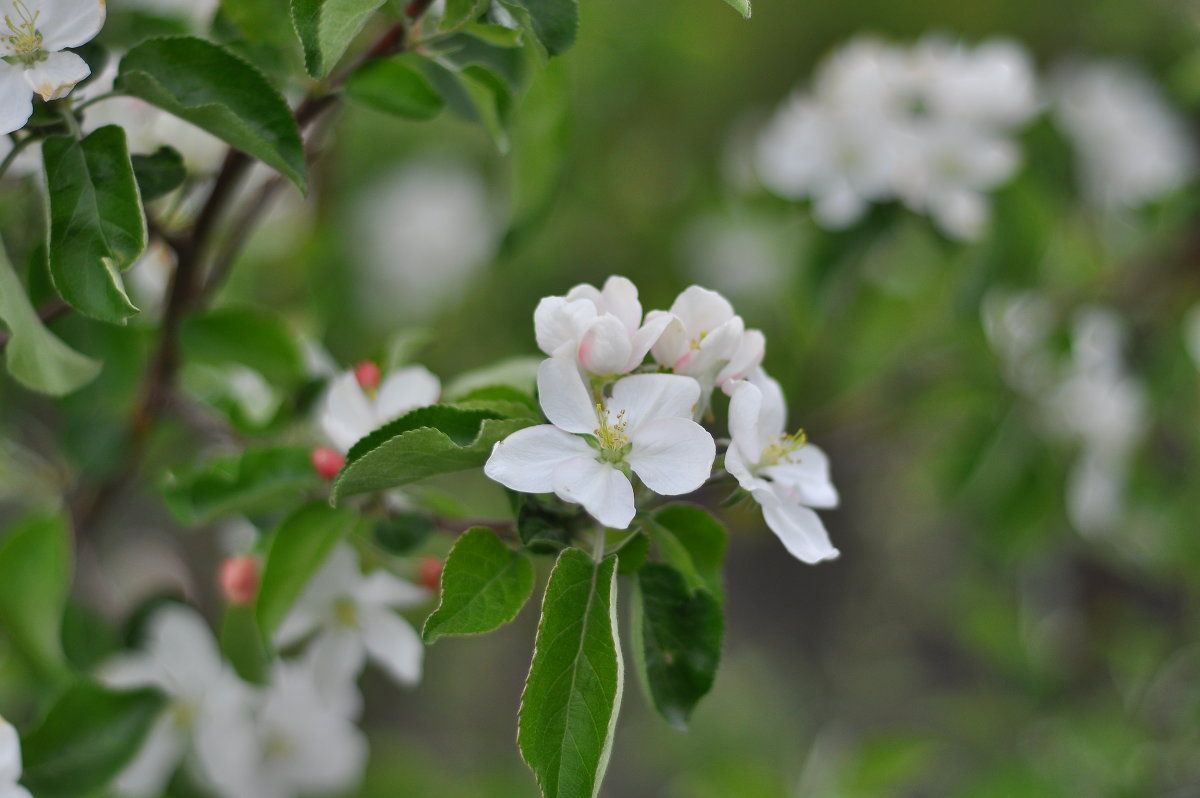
left=111, top=714, right=185, bottom=798
left=22, top=50, right=89, bottom=101
left=628, top=312, right=672, bottom=370
left=38, top=0, right=107, bottom=51
left=627, top=417, right=715, bottom=495
left=537, top=354, right=597, bottom=434
left=755, top=487, right=839, bottom=564
left=534, top=296, right=594, bottom=357
left=609, top=373, right=700, bottom=428
left=376, top=365, right=440, bottom=421
left=727, top=380, right=768, bottom=466
left=354, top=569, right=429, bottom=610
left=578, top=314, right=633, bottom=375
left=648, top=311, right=688, bottom=368
left=669, top=285, right=735, bottom=334
left=319, top=372, right=374, bottom=452
left=552, top=456, right=635, bottom=529
left=599, top=275, right=642, bottom=331
left=761, top=443, right=839, bottom=509
left=483, top=424, right=594, bottom=493
left=717, top=328, right=765, bottom=385
left=0, top=64, right=32, bottom=135
left=360, top=607, right=423, bottom=686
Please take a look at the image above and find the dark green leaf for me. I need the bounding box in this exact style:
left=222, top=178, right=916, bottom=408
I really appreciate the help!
left=441, top=0, right=487, bottom=30
left=456, top=63, right=513, bottom=151
left=162, top=445, right=322, bottom=525
left=632, top=563, right=722, bottom=729
left=0, top=511, right=71, bottom=677
left=116, top=37, right=306, bottom=190
left=221, top=603, right=271, bottom=684
left=43, top=126, right=145, bottom=324
left=21, top=682, right=165, bottom=798
left=518, top=548, right=622, bottom=798
left=611, top=531, right=649, bottom=575
left=345, top=55, right=446, bottom=120
left=291, top=0, right=387, bottom=78
left=331, top=404, right=534, bottom=503
left=373, top=512, right=435, bottom=555
left=648, top=504, right=727, bottom=602
left=423, top=527, right=534, bottom=643
left=515, top=493, right=587, bottom=553
left=180, top=305, right=305, bottom=386
left=61, top=603, right=119, bottom=672
left=131, top=146, right=187, bottom=201
left=256, top=502, right=355, bottom=641
left=500, top=0, right=578, bottom=56
left=0, top=235, right=100, bottom=396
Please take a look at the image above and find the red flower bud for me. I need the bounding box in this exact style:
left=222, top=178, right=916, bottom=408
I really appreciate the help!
left=354, top=361, right=382, bottom=393
left=311, top=446, right=345, bottom=480
left=419, top=556, right=443, bottom=592
left=219, top=556, right=260, bottom=605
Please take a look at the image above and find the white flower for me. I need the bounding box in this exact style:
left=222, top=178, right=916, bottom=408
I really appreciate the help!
left=99, top=605, right=253, bottom=798
left=0, top=716, right=30, bottom=798
left=197, top=660, right=367, bottom=798
left=725, top=372, right=840, bottom=564
left=275, top=544, right=429, bottom=702
left=1185, top=304, right=1200, bottom=372
left=533, top=275, right=671, bottom=376
left=318, top=365, right=440, bottom=453
left=1052, top=60, right=1195, bottom=208
left=647, top=285, right=765, bottom=389
left=0, top=0, right=105, bottom=135
left=484, top=355, right=716, bottom=529
left=905, top=36, right=1039, bottom=129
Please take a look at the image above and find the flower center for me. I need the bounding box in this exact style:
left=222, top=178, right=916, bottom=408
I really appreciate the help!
left=593, top=403, right=630, bottom=464
left=688, top=329, right=708, bottom=351
left=333, top=597, right=358, bottom=628
left=760, top=430, right=807, bottom=467
left=3, top=1, right=45, bottom=65
left=170, top=699, right=197, bottom=731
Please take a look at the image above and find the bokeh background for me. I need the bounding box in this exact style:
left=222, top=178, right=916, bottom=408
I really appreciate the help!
left=3, top=0, right=1200, bottom=794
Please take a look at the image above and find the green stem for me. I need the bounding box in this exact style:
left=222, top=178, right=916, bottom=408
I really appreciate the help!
left=71, top=90, right=119, bottom=113
left=0, top=134, right=32, bottom=180
left=592, top=525, right=607, bottom=563
left=57, top=106, right=81, bottom=139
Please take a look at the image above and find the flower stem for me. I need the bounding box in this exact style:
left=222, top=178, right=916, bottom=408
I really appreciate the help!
left=0, top=134, right=33, bottom=180
left=592, top=526, right=607, bottom=563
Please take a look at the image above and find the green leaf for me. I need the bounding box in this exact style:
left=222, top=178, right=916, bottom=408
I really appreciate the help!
left=256, top=502, right=355, bottom=641
left=456, top=63, right=513, bottom=152
left=440, top=0, right=487, bottom=31
left=631, top=563, right=722, bottom=730
left=648, top=504, right=727, bottom=602
left=116, top=37, right=307, bottom=190
left=610, top=531, right=649, bottom=575
left=345, top=55, right=446, bottom=120
left=20, top=681, right=165, bottom=798
left=423, top=527, right=534, bottom=643
left=721, top=0, right=751, bottom=19
left=0, top=511, right=71, bottom=677
left=331, top=404, right=534, bottom=503
left=221, top=603, right=271, bottom=684
left=131, top=146, right=188, bottom=201
left=162, top=445, right=321, bottom=525
left=43, top=126, right=145, bottom=324
left=291, top=0, right=387, bottom=78
left=0, top=236, right=100, bottom=396
left=373, top=512, right=435, bottom=555
left=518, top=548, right=622, bottom=798
left=500, top=0, right=578, bottom=56
left=180, top=305, right=305, bottom=386
left=514, top=493, right=587, bottom=553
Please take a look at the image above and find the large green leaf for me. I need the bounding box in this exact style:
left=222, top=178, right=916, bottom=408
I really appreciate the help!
left=331, top=404, right=534, bottom=503
left=631, top=563, right=722, bottom=730
left=0, top=236, right=100, bottom=396
left=0, top=511, right=71, bottom=676
left=116, top=37, right=307, bottom=190
left=647, top=504, right=728, bottom=602
left=423, top=527, right=534, bottom=643
left=345, top=55, right=446, bottom=120
left=162, top=445, right=322, bottom=525
left=291, top=0, right=387, bottom=78
left=43, top=126, right=145, bottom=324
left=500, top=0, right=578, bottom=56
left=20, top=682, right=165, bottom=798
left=518, top=548, right=622, bottom=798
left=256, top=503, right=355, bottom=641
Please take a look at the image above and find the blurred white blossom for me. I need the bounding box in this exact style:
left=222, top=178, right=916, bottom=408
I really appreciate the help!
left=1052, top=60, right=1195, bottom=208
left=678, top=211, right=795, bottom=305
left=1185, top=304, right=1200, bottom=371
left=114, top=0, right=218, bottom=28
left=317, top=365, right=440, bottom=452
left=0, top=715, right=30, bottom=798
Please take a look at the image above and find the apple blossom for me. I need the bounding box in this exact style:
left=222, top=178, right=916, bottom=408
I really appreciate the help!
left=0, top=715, right=30, bottom=798
left=0, top=0, right=105, bottom=135
left=646, top=285, right=765, bottom=390
left=726, top=372, right=840, bottom=564
left=318, top=365, right=440, bottom=452
left=484, top=354, right=716, bottom=529
left=533, top=275, right=672, bottom=376
left=310, top=445, right=345, bottom=480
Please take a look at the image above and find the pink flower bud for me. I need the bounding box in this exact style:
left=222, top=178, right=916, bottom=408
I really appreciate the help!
left=354, top=361, right=382, bottom=392
left=311, top=446, right=345, bottom=480
left=219, top=556, right=259, bottom=605
left=419, top=556, right=443, bottom=592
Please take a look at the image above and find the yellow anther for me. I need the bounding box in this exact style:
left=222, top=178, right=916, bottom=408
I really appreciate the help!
left=761, top=429, right=807, bottom=467
left=333, top=597, right=358, bottom=628
left=4, top=0, right=44, bottom=63
left=592, top=403, right=630, bottom=462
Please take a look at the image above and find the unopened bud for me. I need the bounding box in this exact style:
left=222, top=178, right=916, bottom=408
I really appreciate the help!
left=419, top=556, right=443, bottom=592
left=354, top=361, right=382, bottom=393
left=219, top=556, right=259, bottom=605
left=311, top=446, right=345, bottom=480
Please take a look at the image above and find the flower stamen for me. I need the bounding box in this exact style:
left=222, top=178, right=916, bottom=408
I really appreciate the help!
left=3, top=0, right=45, bottom=65
left=593, top=403, right=630, bottom=463
left=761, top=429, right=807, bottom=467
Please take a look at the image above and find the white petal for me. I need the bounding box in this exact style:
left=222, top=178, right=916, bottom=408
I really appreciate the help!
left=360, top=607, right=424, bottom=686
left=353, top=569, right=429, bottom=610
left=139, top=605, right=224, bottom=696
left=627, top=417, right=716, bottom=495
left=577, top=314, right=633, bottom=375
left=534, top=297, right=595, bottom=357
left=0, top=64, right=32, bottom=135
left=756, top=487, right=839, bottom=564
left=762, top=443, right=839, bottom=509
left=375, top=365, right=440, bottom=422
left=306, top=627, right=366, bottom=717
left=484, top=424, right=594, bottom=493
left=0, top=718, right=20, bottom=783
left=609, top=373, right=700, bottom=429
left=23, top=50, right=89, bottom=101
left=647, top=311, right=688, bottom=368
left=723, top=443, right=760, bottom=491
left=552, top=457, right=635, bottom=529
left=0, top=786, right=32, bottom=798
left=275, top=544, right=360, bottom=647
left=669, top=285, right=735, bottom=334
left=97, top=652, right=163, bottom=692
left=717, top=328, right=765, bottom=385
left=111, top=713, right=184, bottom=798
left=599, top=275, right=642, bottom=331
left=537, top=354, right=598, bottom=434
left=628, top=312, right=672, bottom=370
left=37, top=0, right=106, bottom=51
left=727, top=380, right=768, bottom=467
left=750, top=369, right=788, bottom=439
left=688, top=315, right=745, bottom=376
left=319, top=372, right=374, bottom=452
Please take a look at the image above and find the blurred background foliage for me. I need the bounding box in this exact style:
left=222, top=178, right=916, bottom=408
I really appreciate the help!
left=3, top=0, right=1200, bottom=795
